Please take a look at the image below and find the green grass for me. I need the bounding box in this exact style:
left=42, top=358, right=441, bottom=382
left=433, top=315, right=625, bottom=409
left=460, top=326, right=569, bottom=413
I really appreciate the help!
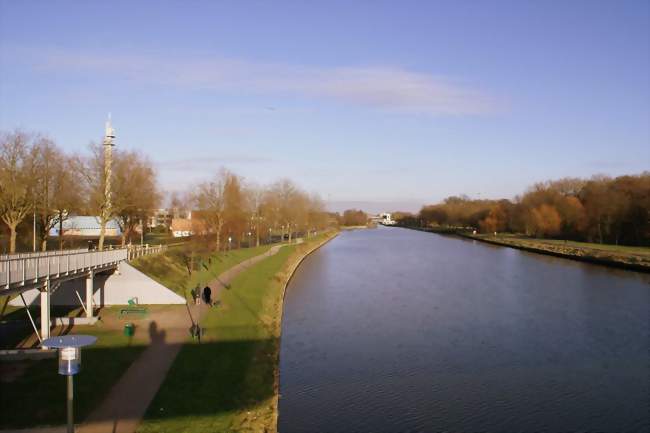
left=520, top=238, right=650, bottom=255
left=136, top=233, right=336, bottom=433
left=469, top=233, right=650, bottom=268
left=0, top=318, right=146, bottom=429
left=131, top=245, right=273, bottom=302
left=473, top=233, right=650, bottom=255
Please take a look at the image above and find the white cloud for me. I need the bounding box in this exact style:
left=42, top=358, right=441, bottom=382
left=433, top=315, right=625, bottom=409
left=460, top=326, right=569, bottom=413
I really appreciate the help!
left=156, top=155, right=272, bottom=171
left=12, top=46, right=500, bottom=115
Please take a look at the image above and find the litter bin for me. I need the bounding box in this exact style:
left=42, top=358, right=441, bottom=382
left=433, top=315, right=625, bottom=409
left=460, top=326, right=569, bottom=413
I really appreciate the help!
left=124, top=323, right=135, bottom=337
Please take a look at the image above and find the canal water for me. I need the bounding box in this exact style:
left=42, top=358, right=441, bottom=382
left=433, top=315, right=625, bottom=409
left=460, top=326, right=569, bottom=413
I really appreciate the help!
left=278, top=227, right=649, bottom=432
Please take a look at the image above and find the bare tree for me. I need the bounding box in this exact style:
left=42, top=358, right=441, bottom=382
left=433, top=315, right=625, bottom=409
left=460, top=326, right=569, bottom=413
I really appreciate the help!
left=0, top=131, right=35, bottom=253
left=272, top=179, right=300, bottom=241
left=53, top=155, right=84, bottom=250
left=246, top=184, right=266, bottom=247
left=31, top=138, right=82, bottom=251
left=80, top=143, right=112, bottom=249
left=112, top=150, right=160, bottom=246
left=195, top=169, right=230, bottom=252
left=222, top=172, right=247, bottom=248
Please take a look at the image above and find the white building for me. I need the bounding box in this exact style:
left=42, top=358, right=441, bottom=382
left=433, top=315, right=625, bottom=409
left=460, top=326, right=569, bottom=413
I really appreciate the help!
left=380, top=213, right=397, bottom=225
left=49, top=216, right=122, bottom=237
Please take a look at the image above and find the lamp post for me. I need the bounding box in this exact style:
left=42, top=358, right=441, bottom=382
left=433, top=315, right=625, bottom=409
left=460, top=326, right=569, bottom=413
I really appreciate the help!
left=42, top=335, right=97, bottom=433
left=33, top=209, right=36, bottom=252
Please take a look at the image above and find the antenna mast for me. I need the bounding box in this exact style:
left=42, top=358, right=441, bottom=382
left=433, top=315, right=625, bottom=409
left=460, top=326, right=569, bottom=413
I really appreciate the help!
left=99, top=114, right=115, bottom=250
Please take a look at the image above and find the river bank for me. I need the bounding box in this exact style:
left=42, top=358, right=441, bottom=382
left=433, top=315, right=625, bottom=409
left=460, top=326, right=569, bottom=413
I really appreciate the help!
left=398, top=225, right=650, bottom=272
left=270, top=232, right=339, bottom=431
left=135, top=231, right=338, bottom=433
left=460, top=233, right=650, bottom=272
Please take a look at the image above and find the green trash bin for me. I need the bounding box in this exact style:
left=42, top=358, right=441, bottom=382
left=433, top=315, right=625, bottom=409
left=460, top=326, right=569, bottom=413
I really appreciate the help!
left=124, top=323, right=135, bottom=337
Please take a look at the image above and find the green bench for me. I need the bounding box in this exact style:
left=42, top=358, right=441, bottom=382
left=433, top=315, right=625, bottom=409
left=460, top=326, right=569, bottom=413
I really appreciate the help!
left=119, top=298, right=148, bottom=318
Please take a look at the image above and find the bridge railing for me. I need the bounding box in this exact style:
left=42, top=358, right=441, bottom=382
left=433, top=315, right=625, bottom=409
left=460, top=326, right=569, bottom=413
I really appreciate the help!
left=0, top=248, right=89, bottom=261
left=126, top=244, right=167, bottom=260
left=1, top=248, right=128, bottom=291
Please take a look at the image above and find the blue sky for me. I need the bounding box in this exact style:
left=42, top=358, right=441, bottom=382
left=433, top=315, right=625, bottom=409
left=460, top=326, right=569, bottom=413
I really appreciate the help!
left=1, top=1, right=648, bottom=212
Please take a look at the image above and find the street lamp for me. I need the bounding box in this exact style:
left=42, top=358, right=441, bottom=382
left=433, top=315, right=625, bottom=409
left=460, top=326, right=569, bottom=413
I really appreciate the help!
left=42, top=335, right=97, bottom=433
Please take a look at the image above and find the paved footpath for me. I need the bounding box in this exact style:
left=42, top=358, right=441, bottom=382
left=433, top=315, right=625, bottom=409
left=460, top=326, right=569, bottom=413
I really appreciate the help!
left=78, top=244, right=285, bottom=433
left=0, top=245, right=287, bottom=433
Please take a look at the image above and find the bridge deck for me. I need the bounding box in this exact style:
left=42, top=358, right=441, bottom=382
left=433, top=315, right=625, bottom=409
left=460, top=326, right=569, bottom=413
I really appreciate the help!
left=1, top=249, right=128, bottom=296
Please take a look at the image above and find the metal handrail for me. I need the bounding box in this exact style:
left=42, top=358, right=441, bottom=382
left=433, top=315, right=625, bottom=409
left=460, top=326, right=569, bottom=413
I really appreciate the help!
left=126, top=244, right=167, bottom=260
left=0, top=249, right=89, bottom=261
left=1, top=248, right=128, bottom=290
left=0, top=247, right=127, bottom=263
left=1, top=244, right=165, bottom=291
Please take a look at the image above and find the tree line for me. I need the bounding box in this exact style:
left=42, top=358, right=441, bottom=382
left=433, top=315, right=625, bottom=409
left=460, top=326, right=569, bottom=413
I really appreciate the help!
left=399, top=173, right=650, bottom=246
left=0, top=130, right=160, bottom=253
left=340, top=209, right=368, bottom=226
left=0, top=129, right=333, bottom=254
left=183, top=168, right=331, bottom=253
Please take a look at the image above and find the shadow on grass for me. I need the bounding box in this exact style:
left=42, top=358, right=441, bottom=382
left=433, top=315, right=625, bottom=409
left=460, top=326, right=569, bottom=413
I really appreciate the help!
left=0, top=304, right=86, bottom=349
left=141, top=336, right=277, bottom=423
left=0, top=335, right=277, bottom=429
left=0, top=343, right=146, bottom=429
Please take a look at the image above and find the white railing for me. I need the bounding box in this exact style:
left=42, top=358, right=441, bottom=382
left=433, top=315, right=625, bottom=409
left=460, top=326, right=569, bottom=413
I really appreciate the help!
left=1, top=248, right=128, bottom=291
left=126, top=244, right=167, bottom=260
left=0, top=249, right=88, bottom=261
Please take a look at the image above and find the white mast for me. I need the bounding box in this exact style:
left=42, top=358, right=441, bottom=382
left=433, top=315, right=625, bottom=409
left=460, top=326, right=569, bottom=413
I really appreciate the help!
left=99, top=114, right=115, bottom=250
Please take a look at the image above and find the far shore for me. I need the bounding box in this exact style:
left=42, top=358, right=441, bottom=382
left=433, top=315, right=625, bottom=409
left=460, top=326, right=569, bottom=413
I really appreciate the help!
left=340, top=225, right=372, bottom=230
left=398, top=225, right=650, bottom=273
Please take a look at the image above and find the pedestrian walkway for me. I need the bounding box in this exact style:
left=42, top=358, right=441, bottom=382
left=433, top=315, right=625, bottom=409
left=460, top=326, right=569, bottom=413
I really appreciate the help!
left=77, top=244, right=285, bottom=433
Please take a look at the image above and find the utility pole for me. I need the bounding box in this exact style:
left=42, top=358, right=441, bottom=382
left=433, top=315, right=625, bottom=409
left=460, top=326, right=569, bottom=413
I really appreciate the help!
left=33, top=209, right=36, bottom=252
left=98, top=115, right=115, bottom=251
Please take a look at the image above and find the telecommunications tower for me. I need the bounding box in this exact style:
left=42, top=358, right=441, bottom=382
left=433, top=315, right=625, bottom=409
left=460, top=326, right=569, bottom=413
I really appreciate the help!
left=99, top=114, right=115, bottom=250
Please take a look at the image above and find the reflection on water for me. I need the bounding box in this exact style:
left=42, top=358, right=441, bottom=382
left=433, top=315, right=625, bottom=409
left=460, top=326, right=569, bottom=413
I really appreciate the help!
left=279, top=227, right=649, bottom=432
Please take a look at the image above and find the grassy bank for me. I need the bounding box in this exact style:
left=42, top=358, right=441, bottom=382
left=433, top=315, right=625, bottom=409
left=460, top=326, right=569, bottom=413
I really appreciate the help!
left=131, top=244, right=273, bottom=302
left=0, top=317, right=146, bottom=429
left=136, top=232, right=338, bottom=433
left=462, top=232, right=650, bottom=272
left=397, top=225, right=650, bottom=272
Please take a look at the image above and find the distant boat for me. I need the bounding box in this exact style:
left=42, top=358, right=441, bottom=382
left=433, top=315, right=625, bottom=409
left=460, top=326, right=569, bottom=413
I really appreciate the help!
left=379, top=212, right=397, bottom=226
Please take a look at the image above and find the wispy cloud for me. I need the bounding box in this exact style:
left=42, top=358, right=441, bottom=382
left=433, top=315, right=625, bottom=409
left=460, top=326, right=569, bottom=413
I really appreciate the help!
left=11, top=46, right=500, bottom=116
left=156, top=156, right=272, bottom=172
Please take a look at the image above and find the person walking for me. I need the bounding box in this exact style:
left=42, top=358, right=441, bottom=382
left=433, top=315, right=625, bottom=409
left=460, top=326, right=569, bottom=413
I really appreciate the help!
left=193, top=285, right=201, bottom=305
left=203, top=285, right=212, bottom=306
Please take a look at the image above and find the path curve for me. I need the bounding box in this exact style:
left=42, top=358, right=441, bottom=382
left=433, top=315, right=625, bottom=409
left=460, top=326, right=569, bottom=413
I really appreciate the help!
left=76, top=245, right=286, bottom=433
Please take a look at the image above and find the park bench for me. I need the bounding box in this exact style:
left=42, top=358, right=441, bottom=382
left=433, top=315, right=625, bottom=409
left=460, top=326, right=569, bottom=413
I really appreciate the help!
left=119, top=297, right=148, bottom=318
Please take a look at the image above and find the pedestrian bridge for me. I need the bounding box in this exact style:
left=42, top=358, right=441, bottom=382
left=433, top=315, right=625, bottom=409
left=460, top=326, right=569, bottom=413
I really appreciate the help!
left=1, top=245, right=170, bottom=345
left=1, top=248, right=128, bottom=296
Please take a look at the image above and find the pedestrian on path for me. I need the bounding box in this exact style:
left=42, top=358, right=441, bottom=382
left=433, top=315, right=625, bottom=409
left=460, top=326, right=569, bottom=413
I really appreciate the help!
left=203, top=285, right=212, bottom=306
left=192, top=285, right=201, bottom=305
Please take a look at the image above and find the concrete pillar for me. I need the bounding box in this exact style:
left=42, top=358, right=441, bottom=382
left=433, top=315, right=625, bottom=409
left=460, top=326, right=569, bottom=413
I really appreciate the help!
left=40, top=281, right=50, bottom=341
left=86, top=271, right=94, bottom=318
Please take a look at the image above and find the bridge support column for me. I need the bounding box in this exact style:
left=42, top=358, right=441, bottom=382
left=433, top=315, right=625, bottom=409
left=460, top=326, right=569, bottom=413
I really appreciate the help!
left=86, top=271, right=94, bottom=318
left=40, top=281, right=51, bottom=342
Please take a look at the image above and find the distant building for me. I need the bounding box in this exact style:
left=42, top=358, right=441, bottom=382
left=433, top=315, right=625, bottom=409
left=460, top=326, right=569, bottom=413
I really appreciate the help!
left=148, top=208, right=173, bottom=229
left=170, top=218, right=193, bottom=237
left=380, top=213, right=396, bottom=226
left=170, top=211, right=209, bottom=237
left=49, top=216, right=122, bottom=237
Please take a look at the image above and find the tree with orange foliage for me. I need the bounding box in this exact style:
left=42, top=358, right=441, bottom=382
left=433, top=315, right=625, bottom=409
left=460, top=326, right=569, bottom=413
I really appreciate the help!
left=479, top=204, right=507, bottom=233
left=529, top=204, right=562, bottom=238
